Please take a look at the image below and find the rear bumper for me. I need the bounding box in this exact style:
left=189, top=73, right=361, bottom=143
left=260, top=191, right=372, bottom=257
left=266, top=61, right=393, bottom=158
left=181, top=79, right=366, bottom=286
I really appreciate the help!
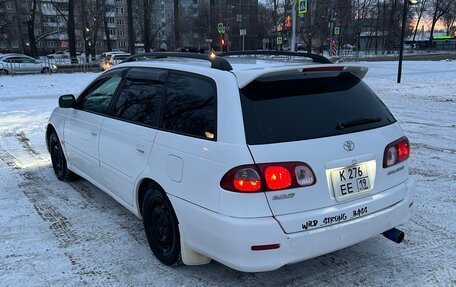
left=170, top=178, right=415, bottom=272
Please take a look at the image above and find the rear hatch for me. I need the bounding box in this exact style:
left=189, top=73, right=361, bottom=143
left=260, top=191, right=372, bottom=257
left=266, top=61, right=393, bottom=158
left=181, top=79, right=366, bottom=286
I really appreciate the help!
left=239, top=69, right=410, bottom=233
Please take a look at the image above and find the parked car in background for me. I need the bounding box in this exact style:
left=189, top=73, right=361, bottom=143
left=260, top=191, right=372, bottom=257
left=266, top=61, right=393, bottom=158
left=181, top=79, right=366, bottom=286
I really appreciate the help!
left=98, top=51, right=129, bottom=68
left=47, top=50, right=83, bottom=59
left=64, top=50, right=82, bottom=56
left=0, top=54, right=56, bottom=75
left=46, top=51, right=69, bottom=59
left=102, top=53, right=131, bottom=70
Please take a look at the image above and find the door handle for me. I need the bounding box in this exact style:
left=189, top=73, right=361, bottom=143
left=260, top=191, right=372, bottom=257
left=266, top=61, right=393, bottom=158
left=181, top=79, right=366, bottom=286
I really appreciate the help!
left=90, top=131, right=97, bottom=136
left=136, top=148, right=145, bottom=154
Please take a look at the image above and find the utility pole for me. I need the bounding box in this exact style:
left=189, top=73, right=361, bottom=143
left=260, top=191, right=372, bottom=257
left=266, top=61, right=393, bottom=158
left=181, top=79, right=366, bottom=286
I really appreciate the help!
left=329, top=8, right=334, bottom=56
left=291, top=0, right=297, bottom=52
left=397, top=0, right=417, bottom=83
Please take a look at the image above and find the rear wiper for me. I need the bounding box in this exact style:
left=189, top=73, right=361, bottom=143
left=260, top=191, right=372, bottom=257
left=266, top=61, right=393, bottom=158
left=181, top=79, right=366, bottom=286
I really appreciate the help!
left=337, top=117, right=382, bottom=130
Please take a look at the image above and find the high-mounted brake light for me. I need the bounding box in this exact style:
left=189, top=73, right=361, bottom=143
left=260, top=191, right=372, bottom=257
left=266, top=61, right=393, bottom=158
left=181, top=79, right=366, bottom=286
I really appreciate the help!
left=220, top=162, right=316, bottom=193
left=383, top=137, right=410, bottom=168
left=302, top=66, right=344, bottom=73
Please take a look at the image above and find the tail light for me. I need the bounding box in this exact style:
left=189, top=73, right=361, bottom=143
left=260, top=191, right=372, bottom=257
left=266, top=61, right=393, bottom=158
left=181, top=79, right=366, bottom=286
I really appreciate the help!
left=233, top=167, right=262, bottom=192
left=109, top=61, right=113, bottom=65
left=383, top=137, right=410, bottom=168
left=220, top=162, right=316, bottom=193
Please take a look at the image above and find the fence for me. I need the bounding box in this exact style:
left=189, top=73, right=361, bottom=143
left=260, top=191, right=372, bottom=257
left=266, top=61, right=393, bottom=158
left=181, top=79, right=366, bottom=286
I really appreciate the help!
left=41, top=56, right=102, bottom=73
left=0, top=55, right=102, bottom=76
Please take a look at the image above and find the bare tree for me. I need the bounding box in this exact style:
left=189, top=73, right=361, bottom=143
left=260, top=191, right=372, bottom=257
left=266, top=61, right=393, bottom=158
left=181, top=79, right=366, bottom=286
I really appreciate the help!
left=150, top=21, right=172, bottom=47
left=0, top=19, right=14, bottom=32
left=258, top=2, right=275, bottom=45
left=50, top=0, right=77, bottom=63
left=411, top=0, right=429, bottom=51
left=26, top=0, right=38, bottom=57
left=143, top=0, right=151, bottom=52
left=102, top=0, right=113, bottom=51
left=174, top=0, right=180, bottom=49
left=127, top=0, right=135, bottom=54
left=75, top=0, right=103, bottom=61
left=442, top=1, right=456, bottom=35
left=428, top=0, right=455, bottom=46
left=12, top=0, right=25, bottom=54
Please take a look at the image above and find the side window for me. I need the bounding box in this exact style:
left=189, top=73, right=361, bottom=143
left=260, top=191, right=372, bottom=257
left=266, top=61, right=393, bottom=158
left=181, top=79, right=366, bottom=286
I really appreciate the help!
left=162, top=71, right=217, bottom=140
left=5, top=57, right=19, bottom=63
left=78, top=76, right=122, bottom=114
left=21, top=57, right=35, bottom=63
left=113, top=68, right=166, bottom=127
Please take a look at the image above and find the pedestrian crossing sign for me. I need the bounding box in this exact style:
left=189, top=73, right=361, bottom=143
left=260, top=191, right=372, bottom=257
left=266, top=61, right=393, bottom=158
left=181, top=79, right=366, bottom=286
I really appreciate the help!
left=298, top=0, right=308, bottom=14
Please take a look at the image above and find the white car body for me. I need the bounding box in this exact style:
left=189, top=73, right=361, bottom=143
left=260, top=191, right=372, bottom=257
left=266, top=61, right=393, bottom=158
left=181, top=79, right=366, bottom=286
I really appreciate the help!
left=47, top=54, right=414, bottom=272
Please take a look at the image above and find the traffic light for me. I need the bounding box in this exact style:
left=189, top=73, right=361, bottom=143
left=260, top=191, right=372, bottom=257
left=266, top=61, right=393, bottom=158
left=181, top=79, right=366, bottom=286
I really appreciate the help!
left=221, top=35, right=227, bottom=52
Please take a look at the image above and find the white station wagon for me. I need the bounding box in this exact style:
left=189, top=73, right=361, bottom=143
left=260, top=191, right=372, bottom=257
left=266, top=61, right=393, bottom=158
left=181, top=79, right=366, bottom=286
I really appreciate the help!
left=46, top=52, right=415, bottom=272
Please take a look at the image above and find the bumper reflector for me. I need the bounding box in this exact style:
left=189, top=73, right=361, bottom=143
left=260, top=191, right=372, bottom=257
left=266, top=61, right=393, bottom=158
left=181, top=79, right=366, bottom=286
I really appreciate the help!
left=251, top=244, right=280, bottom=251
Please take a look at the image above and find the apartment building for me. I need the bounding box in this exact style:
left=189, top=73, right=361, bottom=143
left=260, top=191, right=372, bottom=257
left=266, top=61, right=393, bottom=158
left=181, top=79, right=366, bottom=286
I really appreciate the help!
left=0, top=0, right=27, bottom=52
left=177, top=0, right=259, bottom=51
left=0, top=0, right=259, bottom=55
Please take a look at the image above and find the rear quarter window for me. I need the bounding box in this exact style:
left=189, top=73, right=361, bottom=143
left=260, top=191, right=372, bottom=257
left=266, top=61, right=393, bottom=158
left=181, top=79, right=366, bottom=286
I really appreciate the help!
left=240, top=72, right=396, bottom=145
left=161, top=71, right=217, bottom=140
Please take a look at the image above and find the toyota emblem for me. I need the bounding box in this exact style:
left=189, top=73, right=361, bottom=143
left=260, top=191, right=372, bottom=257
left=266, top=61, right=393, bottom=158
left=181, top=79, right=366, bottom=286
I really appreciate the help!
left=343, top=141, right=355, bottom=151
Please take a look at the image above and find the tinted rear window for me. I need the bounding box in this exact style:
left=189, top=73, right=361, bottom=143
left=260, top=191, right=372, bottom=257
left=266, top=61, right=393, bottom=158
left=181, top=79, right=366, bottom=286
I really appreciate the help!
left=162, top=71, right=217, bottom=140
left=240, top=72, right=396, bottom=145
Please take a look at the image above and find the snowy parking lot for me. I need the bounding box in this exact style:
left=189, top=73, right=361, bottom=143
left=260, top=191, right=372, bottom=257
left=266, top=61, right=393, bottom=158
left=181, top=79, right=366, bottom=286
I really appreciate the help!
left=1, top=60, right=455, bottom=286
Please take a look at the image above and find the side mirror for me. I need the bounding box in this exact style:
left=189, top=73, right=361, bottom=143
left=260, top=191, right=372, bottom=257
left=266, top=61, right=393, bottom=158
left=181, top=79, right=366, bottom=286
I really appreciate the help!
left=59, top=94, right=76, bottom=108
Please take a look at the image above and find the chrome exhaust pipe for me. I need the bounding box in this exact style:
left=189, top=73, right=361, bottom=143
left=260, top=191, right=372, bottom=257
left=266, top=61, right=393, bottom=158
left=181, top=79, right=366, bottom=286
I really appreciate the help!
left=382, top=228, right=405, bottom=244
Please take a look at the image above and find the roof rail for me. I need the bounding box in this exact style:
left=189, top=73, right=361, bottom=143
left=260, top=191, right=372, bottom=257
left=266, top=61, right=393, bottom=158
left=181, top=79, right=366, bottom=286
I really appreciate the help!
left=219, top=51, right=333, bottom=64
left=121, top=52, right=233, bottom=71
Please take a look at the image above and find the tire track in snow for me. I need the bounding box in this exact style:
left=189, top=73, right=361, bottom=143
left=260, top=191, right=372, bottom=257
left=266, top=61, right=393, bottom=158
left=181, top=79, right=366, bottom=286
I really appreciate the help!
left=16, top=131, right=42, bottom=158
left=0, top=132, right=117, bottom=283
left=0, top=139, right=77, bottom=246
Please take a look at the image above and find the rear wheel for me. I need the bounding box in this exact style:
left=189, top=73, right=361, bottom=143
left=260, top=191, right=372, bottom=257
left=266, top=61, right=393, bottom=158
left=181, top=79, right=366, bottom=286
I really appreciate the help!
left=49, top=131, right=75, bottom=181
left=0, top=69, right=8, bottom=75
left=41, top=67, right=51, bottom=74
left=142, top=185, right=181, bottom=266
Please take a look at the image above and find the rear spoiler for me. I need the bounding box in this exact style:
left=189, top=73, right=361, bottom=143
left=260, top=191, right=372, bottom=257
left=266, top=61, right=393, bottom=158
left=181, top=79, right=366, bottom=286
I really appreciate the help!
left=234, top=65, right=369, bottom=88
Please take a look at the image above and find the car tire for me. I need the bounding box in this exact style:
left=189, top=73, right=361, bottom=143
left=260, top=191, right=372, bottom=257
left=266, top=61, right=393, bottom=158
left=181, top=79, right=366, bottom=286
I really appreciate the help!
left=49, top=131, right=75, bottom=181
left=142, top=185, right=181, bottom=266
left=41, top=67, right=51, bottom=74
left=0, top=69, right=8, bottom=75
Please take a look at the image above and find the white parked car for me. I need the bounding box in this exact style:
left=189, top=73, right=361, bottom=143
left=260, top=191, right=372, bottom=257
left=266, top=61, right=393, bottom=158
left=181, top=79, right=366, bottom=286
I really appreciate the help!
left=46, top=51, right=415, bottom=272
left=98, top=50, right=129, bottom=68
left=0, top=53, right=56, bottom=75
left=46, top=51, right=69, bottom=59
left=102, top=53, right=131, bottom=70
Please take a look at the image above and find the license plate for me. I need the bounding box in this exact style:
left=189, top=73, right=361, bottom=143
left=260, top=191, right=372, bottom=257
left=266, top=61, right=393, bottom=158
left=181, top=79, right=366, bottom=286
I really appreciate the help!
left=331, top=163, right=371, bottom=200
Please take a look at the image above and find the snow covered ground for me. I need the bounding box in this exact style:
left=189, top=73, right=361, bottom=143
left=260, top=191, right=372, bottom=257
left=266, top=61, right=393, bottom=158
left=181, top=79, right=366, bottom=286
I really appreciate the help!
left=0, top=61, right=455, bottom=286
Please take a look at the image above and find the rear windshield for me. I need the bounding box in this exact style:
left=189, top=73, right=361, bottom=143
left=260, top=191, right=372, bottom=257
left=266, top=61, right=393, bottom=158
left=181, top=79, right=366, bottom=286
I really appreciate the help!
left=240, top=72, right=396, bottom=145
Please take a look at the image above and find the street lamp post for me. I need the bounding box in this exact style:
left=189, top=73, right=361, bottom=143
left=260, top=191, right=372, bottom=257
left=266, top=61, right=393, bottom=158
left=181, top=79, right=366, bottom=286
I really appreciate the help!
left=397, top=0, right=418, bottom=83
